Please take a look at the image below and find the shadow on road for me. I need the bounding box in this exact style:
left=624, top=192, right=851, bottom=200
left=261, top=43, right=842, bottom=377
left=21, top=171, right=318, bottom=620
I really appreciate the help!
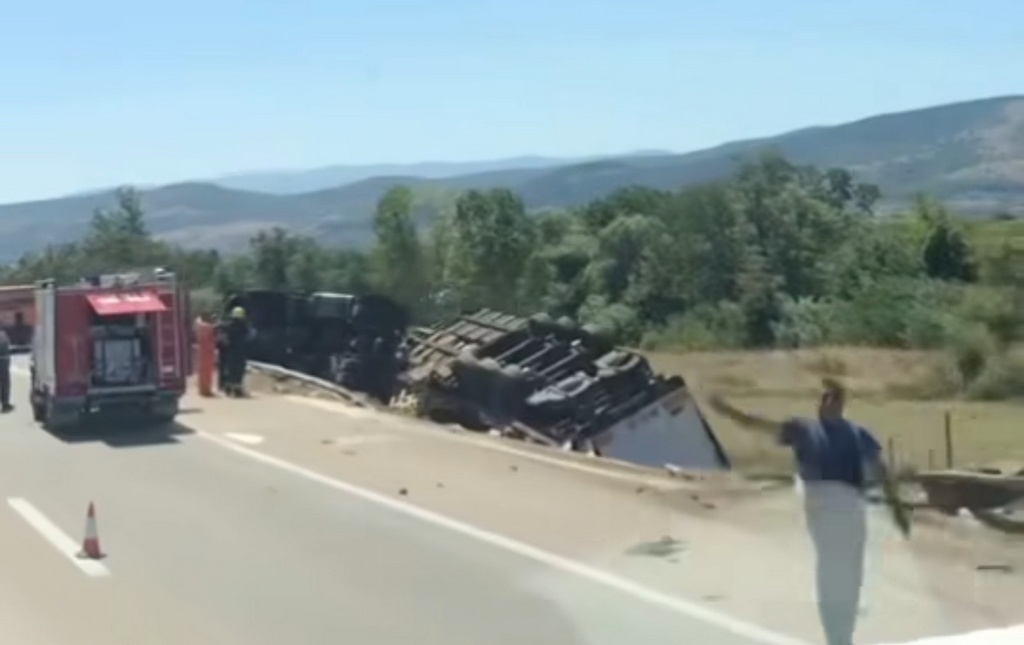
left=43, top=420, right=195, bottom=449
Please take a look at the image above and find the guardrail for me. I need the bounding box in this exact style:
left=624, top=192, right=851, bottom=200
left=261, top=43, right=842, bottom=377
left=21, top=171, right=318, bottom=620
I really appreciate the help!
left=245, top=360, right=376, bottom=409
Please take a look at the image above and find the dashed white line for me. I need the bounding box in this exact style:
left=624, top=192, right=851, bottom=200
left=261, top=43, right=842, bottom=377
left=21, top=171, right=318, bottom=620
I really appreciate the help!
left=224, top=433, right=264, bottom=445
left=6, top=498, right=110, bottom=578
left=325, top=434, right=399, bottom=447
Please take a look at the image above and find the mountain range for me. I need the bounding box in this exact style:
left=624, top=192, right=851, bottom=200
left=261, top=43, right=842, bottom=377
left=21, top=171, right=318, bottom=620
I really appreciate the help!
left=2, top=95, right=1023, bottom=262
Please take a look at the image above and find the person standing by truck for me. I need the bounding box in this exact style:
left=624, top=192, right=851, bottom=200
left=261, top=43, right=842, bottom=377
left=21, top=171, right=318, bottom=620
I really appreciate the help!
left=708, top=379, right=910, bottom=645
left=0, top=328, right=11, bottom=413
left=218, top=306, right=252, bottom=397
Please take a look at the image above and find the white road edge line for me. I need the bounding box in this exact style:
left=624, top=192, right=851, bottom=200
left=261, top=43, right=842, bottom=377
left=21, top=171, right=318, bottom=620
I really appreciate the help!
left=197, top=430, right=810, bottom=645
left=6, top=498, right=111, bottom=578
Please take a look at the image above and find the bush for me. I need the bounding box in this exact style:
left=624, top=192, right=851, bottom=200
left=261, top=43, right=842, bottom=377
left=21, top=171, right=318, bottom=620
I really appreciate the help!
left=823, top=278, right=955, bottom=347
left=965, top=349, right=1024, bottom=400
left=577, top=295, right=643, bottom=345
left=944, top=322, right=999, bottom=387
left=771, top=296, right=839, bottom=348
left=955, top=285, right=1024, bottom=344
left=641, top=302, right=746, bottom=351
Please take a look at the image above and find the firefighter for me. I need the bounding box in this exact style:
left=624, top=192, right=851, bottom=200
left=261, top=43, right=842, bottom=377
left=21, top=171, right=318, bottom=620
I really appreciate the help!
left=218, top=306, right=252, bottom=397
left=0, top=327, right=12, bottom=412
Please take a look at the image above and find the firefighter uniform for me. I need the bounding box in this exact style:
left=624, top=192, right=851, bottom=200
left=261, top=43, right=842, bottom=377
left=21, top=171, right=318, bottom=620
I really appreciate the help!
left=218, top=307, right=251, bottom=397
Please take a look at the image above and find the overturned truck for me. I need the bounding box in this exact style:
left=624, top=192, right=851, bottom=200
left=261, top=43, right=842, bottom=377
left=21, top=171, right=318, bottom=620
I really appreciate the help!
left=398, top=310, right=730, bottom=471
left=223, top=289, right=409, bottom=403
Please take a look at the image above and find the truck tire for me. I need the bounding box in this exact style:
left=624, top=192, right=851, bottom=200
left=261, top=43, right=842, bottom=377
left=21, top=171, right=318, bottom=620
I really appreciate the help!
left=150, top=413, right=177, bottom=427
left=150, top=398, right=180, bottom=427
left=31, top=401, right=45, bottom=423
left=42, top=404, right=79, bottom=434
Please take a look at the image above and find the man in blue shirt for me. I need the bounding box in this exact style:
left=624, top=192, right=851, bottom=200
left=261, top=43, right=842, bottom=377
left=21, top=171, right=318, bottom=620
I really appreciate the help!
left=709, top=379, right=909, bottom=645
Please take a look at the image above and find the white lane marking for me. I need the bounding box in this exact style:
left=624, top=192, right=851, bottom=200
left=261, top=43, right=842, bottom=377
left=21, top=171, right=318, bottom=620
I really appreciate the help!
left=326, top=435, right=398, bottom=447
left=287, top=396, right=686, bottom=490
left=6, top=498, right=111, bottom=578
left=878, top=624, right=1024, bottom=644
left=197, top=431, right=810, bottom=645
left=224, top=433, right=264, bottom=445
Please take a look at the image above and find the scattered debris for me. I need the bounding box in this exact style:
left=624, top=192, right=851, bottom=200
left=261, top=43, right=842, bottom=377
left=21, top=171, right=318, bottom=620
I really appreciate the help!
left=626, top=535, right=687, bottom=558
left=914, top=470, right=1024, bottom=533
left=976, top=563, right=1014, bottom=573
left=398, top=488, right=408, bottom=496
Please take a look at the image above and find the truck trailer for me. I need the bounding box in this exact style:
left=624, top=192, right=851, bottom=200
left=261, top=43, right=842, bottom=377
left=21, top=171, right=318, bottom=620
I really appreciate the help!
left=29, top=268, right=191, bottom=431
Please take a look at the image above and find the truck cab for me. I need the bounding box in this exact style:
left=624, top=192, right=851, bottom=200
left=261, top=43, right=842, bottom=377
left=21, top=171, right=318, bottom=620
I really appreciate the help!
left=30, top=268, right=191, bottom=431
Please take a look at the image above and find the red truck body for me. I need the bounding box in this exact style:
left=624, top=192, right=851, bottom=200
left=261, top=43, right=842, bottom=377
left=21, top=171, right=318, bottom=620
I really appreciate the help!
left=29, top=269, right=192, bottom=430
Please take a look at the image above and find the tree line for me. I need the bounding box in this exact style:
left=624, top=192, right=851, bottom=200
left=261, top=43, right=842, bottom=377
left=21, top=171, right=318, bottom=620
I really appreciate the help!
left=3, top=151, right=1023, bottom=397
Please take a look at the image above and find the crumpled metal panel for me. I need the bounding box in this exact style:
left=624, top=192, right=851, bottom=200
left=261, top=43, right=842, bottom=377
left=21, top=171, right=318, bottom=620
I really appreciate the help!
left=402, top=309, right=730, bottom=469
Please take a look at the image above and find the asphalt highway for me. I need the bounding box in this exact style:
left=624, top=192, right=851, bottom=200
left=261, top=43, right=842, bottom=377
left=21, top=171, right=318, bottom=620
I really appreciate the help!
left=0, top=361, right=804, bottom=645
left=4, top=359, right=1022, bottom=645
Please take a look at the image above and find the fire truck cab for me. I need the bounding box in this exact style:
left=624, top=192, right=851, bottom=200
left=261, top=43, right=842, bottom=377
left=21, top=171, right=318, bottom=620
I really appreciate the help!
left=29, top=268, right=191, bottom=431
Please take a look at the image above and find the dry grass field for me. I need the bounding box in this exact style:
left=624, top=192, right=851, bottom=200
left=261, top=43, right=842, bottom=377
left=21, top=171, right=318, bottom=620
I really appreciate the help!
left=645, top=348, right=1024, bottom=474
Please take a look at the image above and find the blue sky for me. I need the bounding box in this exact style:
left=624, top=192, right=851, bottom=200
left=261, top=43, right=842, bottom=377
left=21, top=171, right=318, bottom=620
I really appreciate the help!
left=1, top=0, right=1021, bottom=202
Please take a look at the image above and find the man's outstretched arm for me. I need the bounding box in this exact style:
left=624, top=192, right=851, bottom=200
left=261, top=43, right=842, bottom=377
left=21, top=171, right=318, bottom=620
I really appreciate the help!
left=708, top=394, right=790, bottom=440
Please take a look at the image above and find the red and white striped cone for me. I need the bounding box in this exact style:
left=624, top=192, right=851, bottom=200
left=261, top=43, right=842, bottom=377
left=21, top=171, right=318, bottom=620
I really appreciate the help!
left=77, top=502, right=104, bottom=560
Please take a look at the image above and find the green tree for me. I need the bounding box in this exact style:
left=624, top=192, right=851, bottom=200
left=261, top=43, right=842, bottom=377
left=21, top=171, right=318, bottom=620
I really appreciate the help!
left=78, top=186, right=169, bottom=273
left=369, top=186, right=427, bottom=312
left=923, top=221, right=977, bottom=282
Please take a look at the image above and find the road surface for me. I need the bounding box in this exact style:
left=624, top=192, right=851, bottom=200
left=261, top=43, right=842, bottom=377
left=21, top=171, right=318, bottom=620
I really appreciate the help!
left=3, top=360, right=1022, bottom=645
left=0, top=363, right=810, bottom=645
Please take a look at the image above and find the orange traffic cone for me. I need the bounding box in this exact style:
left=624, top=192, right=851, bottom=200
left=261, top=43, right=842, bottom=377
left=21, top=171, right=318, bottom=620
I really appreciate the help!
left=77, top=502, right=104, bottom=560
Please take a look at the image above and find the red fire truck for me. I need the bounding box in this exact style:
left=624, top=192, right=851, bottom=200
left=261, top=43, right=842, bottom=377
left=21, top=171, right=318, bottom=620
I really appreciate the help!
left=29, top=268, right=191, bottom=430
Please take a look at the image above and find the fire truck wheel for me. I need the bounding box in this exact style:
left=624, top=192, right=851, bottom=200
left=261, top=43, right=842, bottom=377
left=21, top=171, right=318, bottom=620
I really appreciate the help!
left=31, top=401, right=46, bottom=423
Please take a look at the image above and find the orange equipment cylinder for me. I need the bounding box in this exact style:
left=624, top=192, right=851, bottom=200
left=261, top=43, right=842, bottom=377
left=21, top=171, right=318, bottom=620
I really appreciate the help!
left=195, top=318, right=215, bottom=397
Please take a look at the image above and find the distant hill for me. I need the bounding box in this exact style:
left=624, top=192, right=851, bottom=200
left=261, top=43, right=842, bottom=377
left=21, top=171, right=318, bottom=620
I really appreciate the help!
left=2, top=96, right=1023, bottom=262
left=207, top=155, right=598, bottom=194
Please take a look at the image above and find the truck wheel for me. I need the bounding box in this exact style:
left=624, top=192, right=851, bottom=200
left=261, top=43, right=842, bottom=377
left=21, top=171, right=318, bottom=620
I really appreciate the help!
left=150, top=399, right=180, bottom=427
left=42, top=406, right=78, bottom=434
left=31, top=401, right=46, bottom=423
